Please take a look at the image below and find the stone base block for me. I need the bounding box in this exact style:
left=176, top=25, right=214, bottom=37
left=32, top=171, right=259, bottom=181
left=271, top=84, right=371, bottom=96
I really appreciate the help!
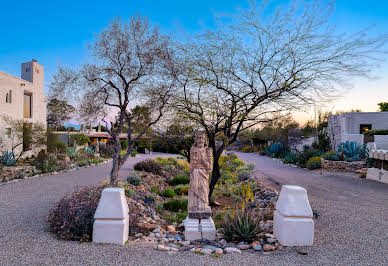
left=367, top=168, right=388, bottom=184
left=184, top=217, right=216, bottom=241
left=273, top=210, right=314, bottom=246
left=93, top=219, right=129, bottom=245
left=200, top=218, right=216, bottom=241
left=184, top=218, right=202, bottom=241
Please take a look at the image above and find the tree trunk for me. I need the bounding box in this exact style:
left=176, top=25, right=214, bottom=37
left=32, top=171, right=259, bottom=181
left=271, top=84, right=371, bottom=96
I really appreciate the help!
left=208, top=151, right=222, bottom=201
left=110, top=135, right=121, bottom=186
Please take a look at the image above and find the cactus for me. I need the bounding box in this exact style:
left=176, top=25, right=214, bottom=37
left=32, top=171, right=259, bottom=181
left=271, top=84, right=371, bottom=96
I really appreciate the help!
left=1, top=151, right=17, bottom=166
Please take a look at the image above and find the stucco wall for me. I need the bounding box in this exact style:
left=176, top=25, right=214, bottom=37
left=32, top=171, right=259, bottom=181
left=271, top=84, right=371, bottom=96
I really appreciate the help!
left=374, top=135, right=388, bottom=150
left=328, top=112, right=388, bottom=151
left=0, top=61, right=47, bottom=155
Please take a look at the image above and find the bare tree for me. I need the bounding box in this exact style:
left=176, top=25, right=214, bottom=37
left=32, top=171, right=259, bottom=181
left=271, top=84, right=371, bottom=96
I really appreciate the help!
left=49, top=16, right=174, bottom=185
left=172, top=0, right=388, bottom=199
left=1, top=115, right=46, bottom=160
left=47, top=98, right=76, bottom=130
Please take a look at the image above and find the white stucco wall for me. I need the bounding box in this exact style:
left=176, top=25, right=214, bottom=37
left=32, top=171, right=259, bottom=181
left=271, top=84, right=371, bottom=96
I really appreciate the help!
left=0, top=61, right=47, bottom=155
left=374, top=135, right=388, bottom=150
left=328, top=112, right=388, bottom=151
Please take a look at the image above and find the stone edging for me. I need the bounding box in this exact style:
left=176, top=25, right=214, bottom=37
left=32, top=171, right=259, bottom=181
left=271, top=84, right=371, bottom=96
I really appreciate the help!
left=0, top=159, right=113, bottom=187
left=321, top=159, right=366, bottom=172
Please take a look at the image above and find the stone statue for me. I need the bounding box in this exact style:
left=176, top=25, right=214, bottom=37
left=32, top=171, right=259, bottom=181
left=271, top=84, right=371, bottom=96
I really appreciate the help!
left=188, top=133, right=213, bottom=219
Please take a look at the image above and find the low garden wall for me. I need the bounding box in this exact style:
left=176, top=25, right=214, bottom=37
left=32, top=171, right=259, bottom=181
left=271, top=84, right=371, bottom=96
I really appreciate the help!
left=321, top=159, right=366, bottom=172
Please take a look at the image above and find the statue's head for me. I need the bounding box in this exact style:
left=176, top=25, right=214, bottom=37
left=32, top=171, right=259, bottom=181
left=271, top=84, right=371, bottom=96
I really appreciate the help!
left=195, top=133, right=207, bottom=148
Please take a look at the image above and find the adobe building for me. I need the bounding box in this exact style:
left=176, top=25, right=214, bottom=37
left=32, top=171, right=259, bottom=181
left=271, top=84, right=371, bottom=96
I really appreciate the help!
left=327, top=112, right=388, bottom=151
left=0, top=60, right=47, bottom=155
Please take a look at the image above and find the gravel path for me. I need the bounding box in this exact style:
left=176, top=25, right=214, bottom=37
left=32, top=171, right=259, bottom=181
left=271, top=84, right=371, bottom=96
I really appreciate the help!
left=1, top=152, right=387, bottom=265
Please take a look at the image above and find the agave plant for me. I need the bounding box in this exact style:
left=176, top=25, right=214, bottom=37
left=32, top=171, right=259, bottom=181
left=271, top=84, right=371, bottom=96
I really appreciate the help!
left=83, top=146, right=95, bottom=155
left=1, top=151, right=17, bottom=166
left=337, top=141, right=367, bottom=162
left=66, top=147, right=79, bottom=160
left=220, top=210, right=261, bottom=243
left=265, top=142, right=284, bottom=158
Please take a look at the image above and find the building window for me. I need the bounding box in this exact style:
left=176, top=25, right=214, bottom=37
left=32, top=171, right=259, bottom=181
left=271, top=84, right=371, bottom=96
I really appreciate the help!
left=24, top=92, right=32, bottom=118
left=360, top=124, right=372, bottom=134
left=5, top=90, right=12, bottom=103
left=26, top=67, right=30, bottom=72
left=5, top=128, right=11, bottom=139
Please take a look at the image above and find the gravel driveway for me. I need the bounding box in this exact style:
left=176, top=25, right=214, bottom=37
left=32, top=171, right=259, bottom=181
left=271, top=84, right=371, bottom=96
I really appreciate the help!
left=1, top=152, right=387, bottom=265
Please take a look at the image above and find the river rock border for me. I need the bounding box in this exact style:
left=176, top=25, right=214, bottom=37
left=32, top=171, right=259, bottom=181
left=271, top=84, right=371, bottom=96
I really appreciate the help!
left=321, top=159, right=366, bottom=172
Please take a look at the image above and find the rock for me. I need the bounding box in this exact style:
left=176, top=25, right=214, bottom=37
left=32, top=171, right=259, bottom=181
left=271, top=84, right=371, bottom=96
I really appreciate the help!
left=167, top=251, right=176, bottom=255
left=267, top=237, right=277, bottom=243
left=149, top=233, right=155, bottom=237
left=167, top=225, right=176, bottom=232
left=155, top=233, right=161, bottom=238
left=190, top=248, right=201, bottom=253
left=169, top=247, right=179, bottom=252
left=137, top=223, right=157, bottom=230
left=182, top=240, right=191, bottom=246
left=251, top=241, right=262, bottom=251
left=265, top=233, right=275, bottom=238
left=152, top=215, right=160, bottom=220
left=162, top=237, right=169, bottom=242
left=275, top=242, right=284, bottom=250
left=134, top=233, right=143, bottom=238
left=263, top=244, right=276, bottom=252
left=168, top=243, right=179, bottom=249
left=152, top=228, right=161, bottom=233
left=200, top=248, right=213, bottom=255
left=214, top=248, right=223, bottom=254
left=174, top=235, right=183, bottom=241
left=238, top=241, right=248, bottom=245
left=224, top=247, right=242, bottom=254
left=157, top=244, right=170, bottom=251
left=237, top=244, right=250, bottom=250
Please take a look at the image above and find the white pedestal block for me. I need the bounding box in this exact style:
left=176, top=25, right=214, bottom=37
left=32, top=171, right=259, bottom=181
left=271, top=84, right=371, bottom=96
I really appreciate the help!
left=184, top=217, right=216, bottom=241
left=201, top=218, right=216, bottom=241
left=273, top=211, right=314, bottom=246
left=93, top=188, right=129, bottom=245
left=367, top=168, right=388, bottom=184
left=184, top=218, right=201, bottom=241
left=273, top=185, right=314, bottom=246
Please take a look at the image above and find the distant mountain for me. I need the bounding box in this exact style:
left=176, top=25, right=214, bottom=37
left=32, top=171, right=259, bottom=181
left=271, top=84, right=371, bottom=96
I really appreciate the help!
left=64, top=123, right=81, bottom=130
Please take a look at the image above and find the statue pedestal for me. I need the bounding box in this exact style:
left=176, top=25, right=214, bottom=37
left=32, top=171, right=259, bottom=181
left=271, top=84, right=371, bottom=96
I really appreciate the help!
left=184, top=217, right=216, bottom=241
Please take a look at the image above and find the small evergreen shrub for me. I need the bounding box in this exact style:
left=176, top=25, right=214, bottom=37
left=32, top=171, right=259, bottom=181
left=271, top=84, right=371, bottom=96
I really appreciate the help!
left=99, top=143, right=114, bottom=158
left=323, top=151, right=340, bottom=161
left=220, top=210, right=261, bottom=243
left=127, top=174, right=141, bottom=186
left=283, top=152, right=298, bottom=164
left=364, top=129, right=388, bottom=136
left=241, top=145, right=256, bottom=153
left=47, top=185, right=104, bottom=241
left=134, top=159, right=163, bottom=175
left=174, top=184, right=189, bottom=195
left=306, top=156, right=322, bottom=170
left=168, top=173, right=190, bottom=186
left=162, top=188, right=176, bottom=198
left=163, top=198, right=188, bottom=212
left=295, top=148, right=321, bottom=168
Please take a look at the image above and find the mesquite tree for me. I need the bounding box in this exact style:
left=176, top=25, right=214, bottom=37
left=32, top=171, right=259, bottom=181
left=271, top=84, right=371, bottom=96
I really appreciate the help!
left=49, top=17, right=174, bottom=185
left=173, top=1, right=388, bottom=199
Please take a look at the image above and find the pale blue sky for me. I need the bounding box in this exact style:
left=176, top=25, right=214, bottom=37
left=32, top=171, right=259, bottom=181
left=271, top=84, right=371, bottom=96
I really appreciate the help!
left=1, top=0, right=387, bottom=122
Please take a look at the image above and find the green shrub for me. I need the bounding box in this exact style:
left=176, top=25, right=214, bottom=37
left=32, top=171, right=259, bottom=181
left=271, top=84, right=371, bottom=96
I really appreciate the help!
left=220, top=210, right=261, bottom=243
left=33, top=150, right=55, bottom=173
left=162, top=188, right=176, bottom=198
left=295, top=148, right=321, bottom=168
left=99, top=143, right=114, bottom=158
left=264, top=142, right=285, bottom=158
left=306, top=156, right=322, bottom=170
left=70, top=134, right=90, bottom=146
left=161, top=211, right=187, bottom=224
left=47, top=134, right=67, bottom=153
left=87, top=158, right=103, bottom=164
left=364, top=129, right=388, bottom=136
left=241, top=145, right=256, bottom=153
left=127, top=174, right=141, bottom=186
left=67, top=147, right=80, bottom=161
left=337, top=141, right=367, bottom=162
left=174, top=184, right=189, bottom=195
left=120, top=140, right=128, bottom=150
left=168, top=173, right=190, bottom=186
left=47, top=185, right=104, bottom=241
left=323, top=151, right=340, bottom=161
left=130, top=150, right=137, bottom=157
left=163, top=198, right=188, bottom=212
left=134, top=159, right=163, bottom=175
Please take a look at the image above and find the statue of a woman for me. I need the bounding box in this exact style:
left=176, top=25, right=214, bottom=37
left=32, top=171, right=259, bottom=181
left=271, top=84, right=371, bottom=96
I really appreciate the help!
left=188, top=133, right=213, bottom=219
